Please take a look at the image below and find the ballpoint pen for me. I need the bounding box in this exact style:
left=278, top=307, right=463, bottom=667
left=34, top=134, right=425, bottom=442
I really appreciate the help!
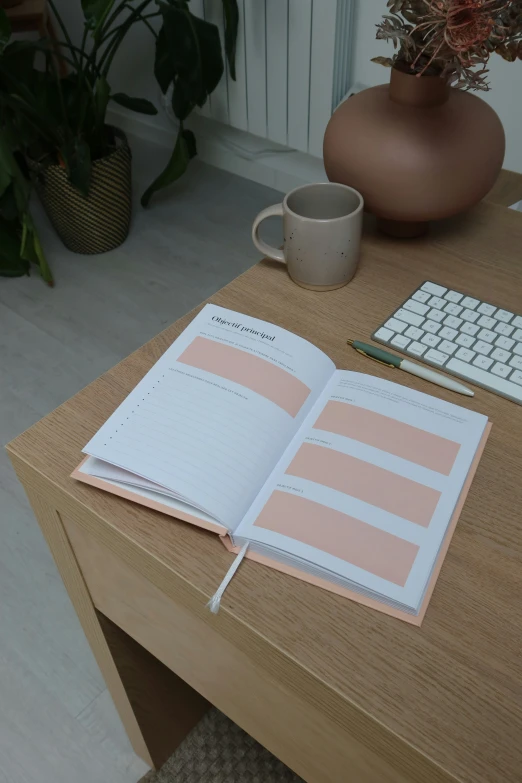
left=347, top=339, right=474, bottom=397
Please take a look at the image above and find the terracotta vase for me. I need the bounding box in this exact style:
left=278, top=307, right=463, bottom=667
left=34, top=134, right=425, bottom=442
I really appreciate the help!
left=323, top=67, right=505, bottom=237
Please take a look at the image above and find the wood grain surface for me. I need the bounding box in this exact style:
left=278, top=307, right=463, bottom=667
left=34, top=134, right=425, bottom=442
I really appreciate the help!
left=7, top=199, right=522, bottom=783
left=65, top=517, right=412, bottom=783
left=486, top=168, right=522, bottom=207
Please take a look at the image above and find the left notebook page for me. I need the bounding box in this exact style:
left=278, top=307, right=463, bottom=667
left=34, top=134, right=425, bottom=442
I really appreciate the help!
left=83, top=304, right=335, bottom=531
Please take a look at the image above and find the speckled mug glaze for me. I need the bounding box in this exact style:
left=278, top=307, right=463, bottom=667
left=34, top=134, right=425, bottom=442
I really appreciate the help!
left=252, top=182, right=363, bottom=291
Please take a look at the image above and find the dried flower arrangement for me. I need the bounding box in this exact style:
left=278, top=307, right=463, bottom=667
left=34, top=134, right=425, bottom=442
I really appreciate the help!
left=373, top=0, right=522, bottom=90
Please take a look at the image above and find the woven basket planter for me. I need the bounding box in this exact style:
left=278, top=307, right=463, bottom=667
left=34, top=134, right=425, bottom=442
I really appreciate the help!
left=30, top=129, right=132, bottom=255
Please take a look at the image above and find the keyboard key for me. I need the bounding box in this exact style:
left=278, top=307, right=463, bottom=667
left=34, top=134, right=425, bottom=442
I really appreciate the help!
left=514, top=343, right=522, bottom=356
left=374, top=327, right=394, bottom=342
left=405, top=326, right=423, bottom=340
left=428, top=308, right=446, bottom=323
left=439, top=326, right=458, bottom=340
left=474, top=340, right=493, bottom=355
left=491, top=362, right=512, bottom=378
left=513, top=329, right=522, bottom=342
left=495, top=322, right=514, bottom=337
left=424, top=320, right=441, bottom=334
left=477, top=315, right=496, bottom=329
left=395, top=308, right=424, bottom=327
left=461, top=309, right=479, bottom=323
left=496, top=309, right=513, bottom=323
left=444, top=315, right=463, bottom=329
left=385, top=318, right=407, bottom=333
left=425, top=348, right=447, bottom=365
left=455, top=347, right=476, bottom=362
left=512, top=316, right=522, bottom=328
left=403, top=299, right=430, bottom=316
left=456, top=333, right=475, bottom=348
left=447, top=358, right=522, bottom=401
left=512, top=370, right=522, bottom=386
left=496, top=336, right=515, bottom=350
left=391, top=335, right=410, bottom=349
left=444, top=290, right=463, bottom=303
left=478, top=329, right=496, bottom=343
left=444, top=302, right=463, bottom=316
left=491, top=348, right=511, bottom=363
left=422, top=282, right=447, bottom=296
left=461, top=296, right=480, bottom=309
left=408, top=341, right=427, bottom=356
left=473, top=354, right=494, bottom=369
left=428, top=296, right=446, bottom=309
left=509, top=355, right=522, bottom=370
left=412, top=290, right=431, bottom=303
left=461, top=322, right=480, bottom=336
left=438, top=340, right=458, bottom=355
left=477, top=302, right=497, bottom=316
left=421, top=333, right=441, bottom=348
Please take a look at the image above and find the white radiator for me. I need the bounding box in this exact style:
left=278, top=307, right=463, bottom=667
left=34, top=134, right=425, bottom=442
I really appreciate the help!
left=191, top=0, right=355, bottom=158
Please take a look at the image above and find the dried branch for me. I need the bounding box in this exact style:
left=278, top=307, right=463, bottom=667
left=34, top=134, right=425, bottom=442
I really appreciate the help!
left=374, top=0, right=522, bottom=91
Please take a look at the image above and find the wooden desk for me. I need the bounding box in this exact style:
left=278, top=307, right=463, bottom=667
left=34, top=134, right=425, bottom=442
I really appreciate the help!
left=7, top=201, right=522, bottom=783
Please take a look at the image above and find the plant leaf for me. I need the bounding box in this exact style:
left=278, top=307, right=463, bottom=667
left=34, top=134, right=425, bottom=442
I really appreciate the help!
left=222, top=0, right=238, bottom=80
left=191, top=13, right=224, bottom=97
left=95, top=76, right=111, bottom=124
left=0, top=185, right=19, bottom=220
left=111, top=93, right=158, bottom=115
left=155, top=5, right=198, bottom=94
left=81, top=0, right=116, bottom=35
left=181, top=127, right=197, bottom=158
left=0, top=8, right=11, bottom=54
left=141, top=125, right=195, bottom=207
left=371, top=56, right=395, bottom=67
left=155, top=4, right=224, bottom=117
left=62, top=137, right=92, bottom=196
left=20, top=214, right=53, bottom=285
left=0, top=216, right=29, bottom=277
left=0, top=161, right=11, bottom=199
left=0, top=40, right=35, bottom=83
left=154, top=26, right=172, bottom=94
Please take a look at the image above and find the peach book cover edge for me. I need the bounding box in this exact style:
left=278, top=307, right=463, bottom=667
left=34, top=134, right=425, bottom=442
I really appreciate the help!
left=72, top=422, right=491, bottom=625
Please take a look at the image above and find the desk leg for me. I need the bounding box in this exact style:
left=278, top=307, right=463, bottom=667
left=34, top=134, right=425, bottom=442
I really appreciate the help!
left=22, top=487, right=209, bottom=770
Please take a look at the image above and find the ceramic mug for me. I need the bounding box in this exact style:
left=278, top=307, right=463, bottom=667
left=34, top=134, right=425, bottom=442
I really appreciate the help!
left=252, top=182, right=364, bottom=291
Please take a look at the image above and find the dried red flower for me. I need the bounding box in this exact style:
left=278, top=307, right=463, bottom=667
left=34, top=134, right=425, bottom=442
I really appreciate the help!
left=375, top=0, right=522, bottom=90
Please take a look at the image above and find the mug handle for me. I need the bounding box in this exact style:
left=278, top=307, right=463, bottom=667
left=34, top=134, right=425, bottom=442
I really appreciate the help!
left=252, top=204, right=286, bottom=263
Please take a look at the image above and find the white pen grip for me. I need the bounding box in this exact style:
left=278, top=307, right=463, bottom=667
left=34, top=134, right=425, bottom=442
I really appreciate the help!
left=401, top=360, right=444, bottom=385
left=401, top=359, right=473, bottom=396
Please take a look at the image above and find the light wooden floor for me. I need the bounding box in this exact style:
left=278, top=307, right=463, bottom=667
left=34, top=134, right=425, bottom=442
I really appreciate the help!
left=0, top=137, right=281, bottom=783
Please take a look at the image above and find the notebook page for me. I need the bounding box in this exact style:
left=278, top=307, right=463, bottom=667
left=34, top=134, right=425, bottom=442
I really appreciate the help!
left=84, top=305, right=335, bottom=530
left=234, top=371, right=488, bottom=610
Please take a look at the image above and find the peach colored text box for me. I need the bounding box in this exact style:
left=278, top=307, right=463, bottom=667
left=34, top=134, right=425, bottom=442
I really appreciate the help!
left=287, top=443, right=441, bottom=527
left=178, top=336, right=310, bottom=417
left=314, top=401, right=460, bottom=475
left=254, top=491, right=419, bottom=586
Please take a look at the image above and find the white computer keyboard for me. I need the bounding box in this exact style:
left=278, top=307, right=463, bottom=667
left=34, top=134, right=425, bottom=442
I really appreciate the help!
left=372, top=281, right=522, bottom=404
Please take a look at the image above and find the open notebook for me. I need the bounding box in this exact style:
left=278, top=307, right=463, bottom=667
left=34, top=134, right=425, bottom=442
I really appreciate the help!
left=73, top=304, right=490, bottom=624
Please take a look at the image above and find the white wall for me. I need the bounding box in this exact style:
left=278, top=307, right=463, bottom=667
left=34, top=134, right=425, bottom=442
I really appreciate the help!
left=351, top=0, right=522, bottom=174
left=54, top=0, right=522, bottom=173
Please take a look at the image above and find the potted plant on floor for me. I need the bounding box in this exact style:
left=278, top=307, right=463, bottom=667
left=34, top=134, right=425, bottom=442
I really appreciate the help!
left=0, top=0, right=238, bottom=258
left=0, top=128, right=53, bottom=284
left=323, top=0, right=522, bottom=237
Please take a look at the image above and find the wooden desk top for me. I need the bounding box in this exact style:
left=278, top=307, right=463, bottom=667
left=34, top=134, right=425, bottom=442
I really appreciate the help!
left=8, top=201, right=522, bottom=783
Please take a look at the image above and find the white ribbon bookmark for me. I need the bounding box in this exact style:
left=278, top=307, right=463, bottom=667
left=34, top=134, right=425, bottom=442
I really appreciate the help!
left=207, top=542, right=249, bottom=614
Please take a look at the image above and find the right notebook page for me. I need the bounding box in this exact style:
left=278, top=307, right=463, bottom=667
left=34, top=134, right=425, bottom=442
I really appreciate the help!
left=234, top=372, right=489, bottom=614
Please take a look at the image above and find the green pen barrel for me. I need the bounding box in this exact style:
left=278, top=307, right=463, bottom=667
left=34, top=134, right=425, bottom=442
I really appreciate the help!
left=352, top=341, right=402, bottom=368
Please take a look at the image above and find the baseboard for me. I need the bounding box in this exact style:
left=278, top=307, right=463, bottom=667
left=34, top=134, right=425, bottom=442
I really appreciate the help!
left=107, top=107, right=327, bottom=194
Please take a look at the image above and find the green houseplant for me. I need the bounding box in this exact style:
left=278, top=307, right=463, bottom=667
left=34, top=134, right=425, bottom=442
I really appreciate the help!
left=0, top=0, right=238, bottom=267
